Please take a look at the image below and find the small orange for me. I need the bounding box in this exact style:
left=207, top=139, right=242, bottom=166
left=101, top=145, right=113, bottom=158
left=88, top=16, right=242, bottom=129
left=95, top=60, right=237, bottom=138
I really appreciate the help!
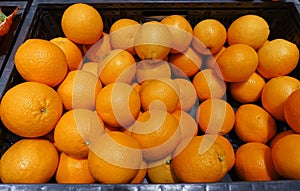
left=235, top=142, right=279, bottom=181
left=197, top=98, right=235, bottom=135
left=0, top=138, right=59, bottom=183
left=98, top=49, right=136, bottom=85
left=284, top=89, right=300, bottom=133
left=61, top=3, right=103, bottom=44
left=96, top=82, right=141, bottom=128
left=174, top=78, right=198, bottom=111
left=171, top=135, right=228, bottom=183
left=0, top=81, right=63, bottom=138
left=139, top=78, right=179, bottom=113
left=169, top=47, right=202, bottom=78
left=57, top=70, right=102, bottom=111
left=109, top=18, right=141, bottom=54
left=216, top=44, right=258, bottom=82
left=227, top=14, right=270, bottom=49
left=257, top=39, right=299, bottom=79
left=50, top=37, right=83, bottom=71
left=192, top=69, right=227, bottom=101
left=261, top=76, right=300, bottom=121
left=269, top=129, right=294, bottom=148
left=130, top=109, right=181, bottom=161
left=160, top=15, right=193, bottom=53
left=134, top=21, right=171, bottom=60
left=55, top=152, right=95, bottom=184
left=192, top=19, right=227, bottom=55
left=172, top=109, right=198, bottom=140
left=272, top=134, right=300, bottom=179
left=81, top=61, right=98, bottom=76
left=229, top=72, right=266, bottom=103
left=88, top=131, right=143, bottom=184
left=234, top=104, right=277, bottom=143
left=14, top=39, right=68, bottom=87
left=54, top=109, right=105, bottom=158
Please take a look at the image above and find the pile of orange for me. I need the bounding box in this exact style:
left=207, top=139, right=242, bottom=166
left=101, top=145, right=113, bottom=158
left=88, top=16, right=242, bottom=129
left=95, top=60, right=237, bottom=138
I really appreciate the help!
left=0, top=2, right=299, bottom=184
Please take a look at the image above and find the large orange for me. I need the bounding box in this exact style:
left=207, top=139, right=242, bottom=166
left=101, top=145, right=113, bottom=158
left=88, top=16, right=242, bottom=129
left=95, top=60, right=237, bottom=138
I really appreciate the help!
left=284, top=89, right=300, bottom=133
left=192, top=19, right=227, bottom=55
left=88, top=131, right=143, bottom=184
left=50, top=37, right=83, bottom=71
left=98, top=49, right=136, bottom=85
left=55, top=152, right=95, bottom=183
left=14, top=39, right=68, bottom=87
left=234, top=142, right=279, bottom=181
left=96, top=82, right=141, bottom=128
left=197, top=98, right=235, bottom=135
left=261, top=76, right=300, bottom=121
left=234, top=104, right=277, bottom=143
left=61, top=3, right=103, bottom=44
left=0, top=138, right=58, bottom=183
left=57, top=70, right=102, bottom=111
left=54, top=109, right=105, bottom=158
left=174, top=78, right=197, bottom=112
left=160, top=15, right=193, bottom=53
left=216, top=44, right=258, bottom=82
left=272, top=134, right=300, bottom=179
left=130, top=109, right=181, bottom=161
left=227, top=14, right=270, bottom=49
left=171, top=135, right=228, bottom=182
left=257, top=39, right=299, bottom=79
left=0, top=81, right=63, bottom=138
left=135, top=60, right=171, bottom=83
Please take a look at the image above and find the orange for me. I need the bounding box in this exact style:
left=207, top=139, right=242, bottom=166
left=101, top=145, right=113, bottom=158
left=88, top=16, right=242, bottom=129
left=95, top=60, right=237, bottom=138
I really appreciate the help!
left=192, top=19, right=227, bottom=55
left=57, top=70, right=102, bottom=111
left=229, top=72, right=266, bottom=103
left=0, top=81, right=63, bottom=138
left=192, top=69, right=226, bottom=101
left=0, top=138, right=58, bottom=183
left=174, top=78, right=198, bottom=111
left=81, top=61, right=98, bottom=76
left=82, top=32, right=111, bottom=62
left=257, top=39, right=299, bottom=79
left=216, top=44, right=258, bottom=82
left=206, top=46, right=226, bottom=70
left=88, top=131, right=143, bottom=184
left=54, top=108, right=105, bottom=158
left=139, top=78, right=179, bottom=113
left=169, top=47, right=202, bottom=78
left=160, top=15, right=193, bottom=53
left=147, top=155, right=180, bottom=183
left=14, top=39, right=68, bottom=87
left=130, top=109, right=181, bottom=161
left=136, top=59, right=171, bottom=83
left=269, top=129, right=294, bottom=148
left=234, top=104, right=277, bottom=143
left=96, top=82, right=141, bottom=128
left=197, top=98, right=235, bottom=135
left=234, top=142, right=279, bottom=181
left=172, top=109, right=198, bottom=140
left=171, top=135, right=228, bottom=182
left=227, top=14, right=270, bottom=49
left=50, top=37, right=83, bottom=71
left=130, top=160, right=147, bottom=184
left=98, top=49, right=136, bottom=85
left=272, top=134, right=300, bottom=179
left=134, top=21, right=171, bottom=60
left=61, top=3, right=103, bottom=44
left=55, top=152, right=95, bottom=184
left=261, top=76, right=300, bottom=121
left=284, top=89, right=300, bottom=133
left=109, top=18, right=141, bottom=54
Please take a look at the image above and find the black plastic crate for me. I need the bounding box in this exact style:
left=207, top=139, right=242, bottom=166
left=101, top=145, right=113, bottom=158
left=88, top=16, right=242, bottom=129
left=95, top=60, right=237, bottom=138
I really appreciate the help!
left=0, top=0, right=300, bottom=190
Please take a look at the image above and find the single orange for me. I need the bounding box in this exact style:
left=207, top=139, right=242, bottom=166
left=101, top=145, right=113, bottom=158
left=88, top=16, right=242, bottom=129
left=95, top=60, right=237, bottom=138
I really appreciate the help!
left=269, top=129, right=294, bottom=148
left=261, top=76, right=300, bottom=121
left=14, top=39, right=68, bottom=87
left=55, top=152, right=95, bottom=184
left=284, top=89, right=300, bottom=133
left=174, top=78, right=198, bottom=111
left=235, top=142, right=279, bottom=181
left=172, top=109, right=198, bottom=140
left=0, top=138, right=59, bottom=183
left=61, top=3, right=103, bottom=44
left=0, top=81, right=63, bottom=138
left=234, top=104, right=277, bottom=143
